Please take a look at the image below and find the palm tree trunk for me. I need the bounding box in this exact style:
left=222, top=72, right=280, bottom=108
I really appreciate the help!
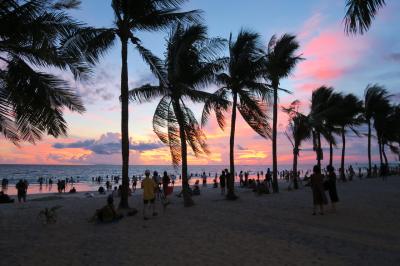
left=293, top=146, right=299, bottom=189
left=317, top=132, right=322, bottom=168
left=173, top=100, right=194, bottom=207
left=367, top=119, right=372, bottom=177
left=377, top=135, right=384, bottom=177
left=227, top=91, right=238, bottom=200
left=329, top=140, right=333, bottom=166
left=382, top=143, right=388, bottom=165
left=119, top=38, right=130, bottom=209
left=272, top=83, right=279, bottom=193
left=340, top=127, right=346, bottom=181
left=378, top=135, right=383, bottom=166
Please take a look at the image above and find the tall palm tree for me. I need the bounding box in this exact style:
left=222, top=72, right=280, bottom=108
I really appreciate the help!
left=309, top=86, right=342, bottom=168
left=344, top=0, right=386, bottom=35
left=373, top=100, right=393, bottom=173
left=363, top=84, right=391, bottom=176
left=335, top=94, right=364, bottom=181
left=85, top=0, right=200, bottom=208
left=203, top=30, right=271, bottom=200
left=264, top=34, right=302, bottom=193
left=282, top=100, right=311, bottom=189
left=129, top=24, right=226, bottom=207
left=0, top=0, right=103, bottom=143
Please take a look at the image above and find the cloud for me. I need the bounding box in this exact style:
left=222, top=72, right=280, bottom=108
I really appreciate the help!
left=53, top=132, right=165, bottom=155
left=237, top=145, right=247, bottom=151
left=385, top=53, right=400, bottom=62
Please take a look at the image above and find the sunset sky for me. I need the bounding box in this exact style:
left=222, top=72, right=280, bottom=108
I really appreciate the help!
left=1, top=0, right=399, bottom=166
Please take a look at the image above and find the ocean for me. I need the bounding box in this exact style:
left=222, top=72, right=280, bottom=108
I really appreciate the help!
left=0, top=163, right=383, bottom=195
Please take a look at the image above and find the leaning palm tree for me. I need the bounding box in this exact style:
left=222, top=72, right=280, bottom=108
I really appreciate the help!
left=84, top=0, right=200, bottom=208
left=202, top=29, right=271, bottom=200
left=129, top=24, right=226, bottom=207
left=335, top=94, right=364, bottom=181
left=309, top=86, right=342, bottom=168
left=264, top=34, right=303, bottom=193
left=0, top=0, right=102, bottom=143
left=344, top=0, right=386, bottom=35
left=363, top=84, right=392, bottom=176
left=282, top=100, right=311, bottom=189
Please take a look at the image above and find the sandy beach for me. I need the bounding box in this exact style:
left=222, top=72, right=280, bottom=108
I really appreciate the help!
left=1, top=176, right=399, bottom=266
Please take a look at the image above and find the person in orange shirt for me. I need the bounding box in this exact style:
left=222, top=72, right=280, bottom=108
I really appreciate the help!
left=142, top=169, right=158, bottom=220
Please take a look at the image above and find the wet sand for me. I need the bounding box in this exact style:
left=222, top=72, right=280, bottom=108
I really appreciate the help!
left=0, top=177, right=399, bottom=266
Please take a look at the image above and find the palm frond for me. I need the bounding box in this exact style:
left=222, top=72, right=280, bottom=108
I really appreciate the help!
left=344, top=0, right=386, bottom=35
left=129, top=84, right=165, bottom=103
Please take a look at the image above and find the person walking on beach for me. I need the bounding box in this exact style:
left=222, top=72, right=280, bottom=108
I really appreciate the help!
left=143, top=170, right=157, bottom=220
left=239, top=171, right=244, bottom=187
left=326, top=165, right=339, bottom=212
left=132, top=175, right=137, bottom=192
left=219, top=170, right=226, bottom=195
left=162, top=171, right=170, bottom=197
left=16, top=179, right=27, bottom=202
left=310, top=165, right=328, bottom=215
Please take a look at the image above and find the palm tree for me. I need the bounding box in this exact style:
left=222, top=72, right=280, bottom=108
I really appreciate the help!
left=335, top=94, right=364, bottom=181
left=203, top=30, right=271, bottom=200
left=363, top=84, right=392, bottom=176
left=0, top=0, right=104, bottom=144
left=282, top=100, right=311, bottom=189
left=344, top=0, right=386, bottom=35
left=309, top=86, right=342, bottom=168
left=373, top=100, right=393, bottom=174
left=85, top=0, right=200, bottom=208
left=129, top=24, right=226, bottom=207
left=264, top=34, right=303, bottom=193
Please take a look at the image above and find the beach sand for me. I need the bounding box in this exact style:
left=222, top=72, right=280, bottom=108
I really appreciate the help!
left=1, top=177, right=399, bottom=266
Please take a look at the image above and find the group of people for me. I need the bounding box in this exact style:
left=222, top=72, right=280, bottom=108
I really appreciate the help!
left=306, top=165, right=339, bottom=215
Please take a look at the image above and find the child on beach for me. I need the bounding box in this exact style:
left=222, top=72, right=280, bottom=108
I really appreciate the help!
left=143, top=169, right=158, bottom=220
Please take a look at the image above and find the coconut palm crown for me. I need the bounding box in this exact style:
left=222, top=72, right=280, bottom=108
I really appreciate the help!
left=0, top=0, right=101, bottom=143
left=129, top=24, right=227, bottom=206
left=264, top=34, right=303, bottom=193
left=344, top=0, right=386, bottom=35
left=202, top=29, right=272, bottom=200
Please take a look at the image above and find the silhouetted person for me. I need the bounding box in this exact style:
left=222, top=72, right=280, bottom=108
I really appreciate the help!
left=310, top=165, right=327, bottom=215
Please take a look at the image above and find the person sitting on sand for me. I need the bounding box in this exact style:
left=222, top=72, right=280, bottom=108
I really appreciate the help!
left=326, top=165, right=339, bottom=212
left=143, top=169, right=158, bottom=220
left=213, top=178, right=218, bottom=188
left=69, top=187, right=77, bottom=193
left=310, top=165, right=328, bottom=215
left=192, top=180, right=200, bottom=196
left=98, top=186, right=106, bottom=195
left=91, top=195, right=123, bottom=223
left=0, top=191, right=14, bottom=203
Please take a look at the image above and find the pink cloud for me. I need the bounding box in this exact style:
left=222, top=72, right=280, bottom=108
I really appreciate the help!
left=293, top=12, right=371, bottom=90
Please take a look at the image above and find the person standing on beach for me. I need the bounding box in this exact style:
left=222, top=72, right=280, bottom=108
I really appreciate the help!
left=143, top=170, right=157, bottom=220
left=310, top=165, right=328, bottom=215
left=326, top=165, right=339, bottom=212
left=16, top=179, right=27, bottom=202
left=219, top=170, right=226, bottom=195
left=162, top=171, right=170, bottom=197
